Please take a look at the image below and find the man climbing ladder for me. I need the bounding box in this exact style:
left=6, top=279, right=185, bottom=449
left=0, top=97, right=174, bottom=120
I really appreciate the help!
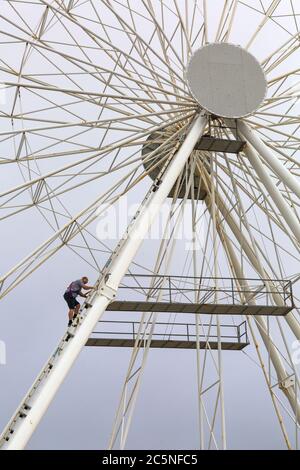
left=63, top=276, right=94, bottom=326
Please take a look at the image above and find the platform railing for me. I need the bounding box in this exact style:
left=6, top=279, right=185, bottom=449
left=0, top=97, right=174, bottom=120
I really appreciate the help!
left=92, top=319, right=249, bottom=345
left=117, top=274, right=293, bottom=308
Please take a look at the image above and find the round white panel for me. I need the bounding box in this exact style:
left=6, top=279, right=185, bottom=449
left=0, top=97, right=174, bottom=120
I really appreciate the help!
left=186, top=43, right=267, bottom=118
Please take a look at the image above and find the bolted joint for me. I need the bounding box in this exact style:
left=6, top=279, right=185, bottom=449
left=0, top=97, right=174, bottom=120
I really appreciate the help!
left=98, top=276, right=117, bottom=301
left=279, top=376, right=295, bottom=391
left=152, top=179, right=162, bottom=192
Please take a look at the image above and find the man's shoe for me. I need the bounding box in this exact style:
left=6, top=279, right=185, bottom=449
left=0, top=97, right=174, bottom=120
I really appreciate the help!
left=68, top=320, right=72, bottom=327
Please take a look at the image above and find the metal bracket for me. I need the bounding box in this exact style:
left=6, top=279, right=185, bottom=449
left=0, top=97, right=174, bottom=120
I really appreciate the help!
left=279, top=376, right=295, bottom=391
left=98, top=278, right=117, bottom=301
left=152, top=179, right=162, bottom=192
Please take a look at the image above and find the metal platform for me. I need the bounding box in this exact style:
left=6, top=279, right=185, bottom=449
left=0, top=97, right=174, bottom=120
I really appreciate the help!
left=193, top=117, right=246, bottom=153
left=106, top=275, right=294, bottom=317
left=194, top=135, right=245, bottom=154
left=106, top=300, right=291, bottom=316
left=86, top=338, right=248, bottom=350
left=87, top=320, right=249, bottom=350
left=86, top=275, right=293, bottom=350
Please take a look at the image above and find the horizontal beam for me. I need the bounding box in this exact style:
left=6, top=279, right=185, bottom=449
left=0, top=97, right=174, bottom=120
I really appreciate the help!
left=106, top=301, right=292, bottom=316
left=86, top=338, right=248, bottom=350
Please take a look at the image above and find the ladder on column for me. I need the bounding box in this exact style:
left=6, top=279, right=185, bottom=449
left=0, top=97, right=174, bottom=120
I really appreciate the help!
left=0, top=114, right=209, bottom=449
left=0, top=286, right=99, bottom=447
left=0, top=138, right=193, bottom=448
left=0, top=184, right=157, bottom=447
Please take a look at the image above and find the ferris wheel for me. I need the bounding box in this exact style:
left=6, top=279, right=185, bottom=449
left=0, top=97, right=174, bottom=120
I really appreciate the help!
left=0, top=0, right=300, bottom=450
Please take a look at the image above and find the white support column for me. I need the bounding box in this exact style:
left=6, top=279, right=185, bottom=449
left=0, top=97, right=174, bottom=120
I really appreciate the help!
left=221, top=231, right=300, bottom=424
left=238, top=120, right=300, bottom=200
left=213, top=191, right=300, bottom=340
left=205, top=198, right=300, bottom=424
left=3, top=113, right=207, bottom=450
left=4, top=295, right=112, bottom=450
left=106, top=114, right=208, bottom=291
left=241, top=141, right=300, bottom=245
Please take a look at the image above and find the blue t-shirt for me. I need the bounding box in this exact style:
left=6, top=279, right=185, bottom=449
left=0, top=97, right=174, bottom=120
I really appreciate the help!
left=65, top=279, right=84, bottom=298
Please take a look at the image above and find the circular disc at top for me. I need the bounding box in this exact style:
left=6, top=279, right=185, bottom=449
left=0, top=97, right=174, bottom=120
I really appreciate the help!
left=186, top=43, right=267, bottom=119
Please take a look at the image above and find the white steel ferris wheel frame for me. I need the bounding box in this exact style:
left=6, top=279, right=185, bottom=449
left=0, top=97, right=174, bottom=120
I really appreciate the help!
left=1, top=113, right=208, bottom=450
left=0, top=0, right=300, bottom=451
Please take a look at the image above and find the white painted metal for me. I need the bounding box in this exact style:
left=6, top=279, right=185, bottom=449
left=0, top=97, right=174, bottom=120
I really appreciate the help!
left=105, top=114, right=207, bottom=291
left=216, top=224, right=300, bottom=423
left=0, top=0, right=300, bottom=451
left=108, top=157, right=204, bottom=450
left=242, top=141, right=300, bottom=245
left=212, top=188, right=300, bottom=340
left=213, top=206, right=300, bottom=426
left=210, top=155, right=227, bottom=450
left=1, top=113, right=207, bottom=450
left=238, top=121, right=300, bottom=200
left=201, top=162, right=300, bottom=422
left=2, top=294, right=111, bottom=450
left=186, top=43, right=267, bottom=118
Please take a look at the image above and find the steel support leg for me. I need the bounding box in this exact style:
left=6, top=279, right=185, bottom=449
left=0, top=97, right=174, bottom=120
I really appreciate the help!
left=238, top=130, right=300, bottom=245
left=238, top=120, right=300, bottom=200
left=3, top=113, right=207, bottom=450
